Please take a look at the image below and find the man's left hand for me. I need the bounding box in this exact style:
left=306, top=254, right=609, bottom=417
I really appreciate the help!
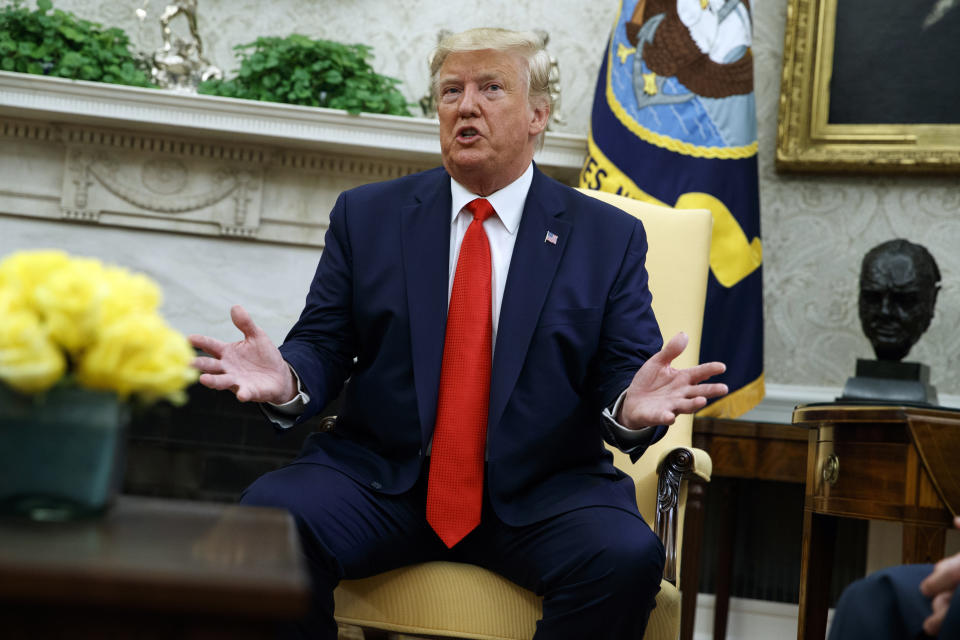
left=618, top=331, right=728, bottom=429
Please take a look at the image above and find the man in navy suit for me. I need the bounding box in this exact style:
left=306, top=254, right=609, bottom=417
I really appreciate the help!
left=190, top=27, right=727, bottom=639
left=828, top=517, right=960, bottom=639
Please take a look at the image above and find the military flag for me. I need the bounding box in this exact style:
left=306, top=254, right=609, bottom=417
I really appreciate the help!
left=580, top=0, right=764, bottom=416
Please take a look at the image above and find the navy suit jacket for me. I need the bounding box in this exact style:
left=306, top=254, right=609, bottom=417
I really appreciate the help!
left=279, top=165, right=666, bottom=526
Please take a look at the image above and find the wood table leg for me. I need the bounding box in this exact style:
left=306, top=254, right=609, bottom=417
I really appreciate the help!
left=797, top=510, right=837, bottom=640
left=680, top=479, right=707, bottom=640
left=712, top=480, right=737, bottom=640
left=902, top=524, right=947, bottom=565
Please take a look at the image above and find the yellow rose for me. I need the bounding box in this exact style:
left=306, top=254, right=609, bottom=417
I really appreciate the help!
left=0, top=249, right=71, bottom=311
left=32, top=257, right=109, bottom=355
left=0, top=308, right=67, bottom=393
left=76, top=312, right=197, bottom=403
left=0, top=288, right=21, bottom=315
left=100, top=266, right=162, bottom=326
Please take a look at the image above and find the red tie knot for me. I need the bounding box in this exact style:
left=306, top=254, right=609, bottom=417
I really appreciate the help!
left=465, top=198, right=495, bottom=224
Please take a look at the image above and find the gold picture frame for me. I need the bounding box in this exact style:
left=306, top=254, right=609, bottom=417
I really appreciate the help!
left=776, top=0, right=960, bottom=174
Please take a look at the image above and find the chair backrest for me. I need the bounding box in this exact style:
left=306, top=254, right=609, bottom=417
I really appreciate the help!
left=576, top=188, right=712, bottom=522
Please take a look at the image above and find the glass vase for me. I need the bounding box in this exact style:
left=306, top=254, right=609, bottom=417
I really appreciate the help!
left=0, top=384, right=128, bottom=521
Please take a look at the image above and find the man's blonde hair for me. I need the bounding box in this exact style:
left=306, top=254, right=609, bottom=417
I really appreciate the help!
left=429, top=27, right=553, bottom=114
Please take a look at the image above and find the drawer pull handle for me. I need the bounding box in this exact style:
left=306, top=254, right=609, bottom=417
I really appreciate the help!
left=822, top=453, right=839, bottom=486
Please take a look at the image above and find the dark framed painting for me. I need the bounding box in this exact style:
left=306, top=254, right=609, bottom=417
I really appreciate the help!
left=777, top=0, right=960, bottom=174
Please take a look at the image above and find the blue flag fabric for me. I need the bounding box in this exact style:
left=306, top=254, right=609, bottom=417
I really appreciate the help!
left=580, top=0, right=764, bottom=417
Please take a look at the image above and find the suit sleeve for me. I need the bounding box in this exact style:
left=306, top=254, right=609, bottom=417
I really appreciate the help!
left=588, top=217, right=667, bottom=459
left=276, top=192, right=356, bottom=424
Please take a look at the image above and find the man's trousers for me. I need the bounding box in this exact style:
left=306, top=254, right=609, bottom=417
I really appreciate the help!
left=241, top=460, right=665, bottom=639
left=828, top=564, right=960, bottom=639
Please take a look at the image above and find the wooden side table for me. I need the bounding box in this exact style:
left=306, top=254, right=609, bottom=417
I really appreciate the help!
left=684, top=417, right=808, bottom=640
left=0, top=495, right=310, bottom=638
left=792, top=404, right=960, bottom=640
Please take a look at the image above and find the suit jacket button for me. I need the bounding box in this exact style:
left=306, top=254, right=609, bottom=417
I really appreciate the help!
left=370, top=481, right=382, bottom=490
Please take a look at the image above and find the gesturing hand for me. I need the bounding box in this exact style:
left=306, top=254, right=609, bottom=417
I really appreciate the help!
left=188, top=305, right=297, bottom=404
left=920, top=516, right=960, bottom=636
left=618, top=332, right=728, bottom=429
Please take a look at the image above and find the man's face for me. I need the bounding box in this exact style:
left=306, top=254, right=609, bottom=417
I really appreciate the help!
left=859, top=252, right=935, bottom=361
left=436, top=49, right=549, bottom=195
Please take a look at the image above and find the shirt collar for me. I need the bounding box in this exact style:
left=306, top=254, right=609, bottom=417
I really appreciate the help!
left=449, top=163, right=534, bottom=235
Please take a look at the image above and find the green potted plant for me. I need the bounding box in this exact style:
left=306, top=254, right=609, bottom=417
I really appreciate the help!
left=0, top=0, right=153, bottom=87
left=0, top=250, right=196, bottom=520
left=199, top=34, right=412, bottom=116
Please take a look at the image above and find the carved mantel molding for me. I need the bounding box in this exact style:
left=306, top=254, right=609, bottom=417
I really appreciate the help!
left=0, top=71, right=588, bottom=247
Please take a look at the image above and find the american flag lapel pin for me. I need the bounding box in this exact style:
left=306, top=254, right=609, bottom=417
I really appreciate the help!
left=544, top=230, right=559, bottom=245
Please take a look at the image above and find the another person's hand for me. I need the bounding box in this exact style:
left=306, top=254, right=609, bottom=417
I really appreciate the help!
left=920, top=516, right=960, bottom=636
left=618, top=331, right=728, bottom=429
left=189, top=305, right=297, bottom=404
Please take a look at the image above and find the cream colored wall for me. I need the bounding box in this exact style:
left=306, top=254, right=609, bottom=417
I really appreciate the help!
left=13, top=0, right=960, bottom=394
left=0, top=210, right=322, bottom=346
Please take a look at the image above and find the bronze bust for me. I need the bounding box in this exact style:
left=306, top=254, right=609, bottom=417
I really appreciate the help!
left=858, top=239, right=940, bottom=361
left=841, top=239, right=941, bottom=404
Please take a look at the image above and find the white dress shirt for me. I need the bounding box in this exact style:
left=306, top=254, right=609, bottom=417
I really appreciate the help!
left=447, top=163, right=531, bottom=345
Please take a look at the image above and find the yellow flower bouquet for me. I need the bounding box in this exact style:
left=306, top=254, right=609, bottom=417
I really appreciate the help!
left=0, top=249, right=196, bottom=400
left=0, top=249, right=197, bottom=520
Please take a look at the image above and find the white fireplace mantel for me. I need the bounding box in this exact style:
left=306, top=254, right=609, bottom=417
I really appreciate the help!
left=0, top=71, right=587, bottom=248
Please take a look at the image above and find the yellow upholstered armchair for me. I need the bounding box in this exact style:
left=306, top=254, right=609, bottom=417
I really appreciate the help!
left=332, top=190, right=714, bottom=640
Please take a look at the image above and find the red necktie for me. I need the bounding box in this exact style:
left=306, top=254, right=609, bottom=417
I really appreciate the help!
left=426, top=198, right=495, bottom=548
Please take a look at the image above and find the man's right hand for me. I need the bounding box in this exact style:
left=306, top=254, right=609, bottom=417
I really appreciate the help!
left=920, top=516, right=960, bottom=636
left=189, top=305, right=298, bottom=404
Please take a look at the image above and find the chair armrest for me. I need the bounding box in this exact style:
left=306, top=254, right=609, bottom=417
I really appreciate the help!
left=655, top=447, right=712, bottom=585
left=656, top=446, right=712, bottom=483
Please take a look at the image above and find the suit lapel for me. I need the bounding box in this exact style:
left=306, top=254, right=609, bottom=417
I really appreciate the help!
left=488, top=169, right=571, bottom=433
left=401, top=171, right=452, bottom=447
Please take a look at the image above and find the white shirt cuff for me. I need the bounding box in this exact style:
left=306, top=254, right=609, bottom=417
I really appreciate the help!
left=602, top=389, right=656, bottom=439
left=262, top=364, right=310, bottom=429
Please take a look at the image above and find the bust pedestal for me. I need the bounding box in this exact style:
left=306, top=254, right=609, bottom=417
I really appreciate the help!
left=839, top=359, right=938, bottom=405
